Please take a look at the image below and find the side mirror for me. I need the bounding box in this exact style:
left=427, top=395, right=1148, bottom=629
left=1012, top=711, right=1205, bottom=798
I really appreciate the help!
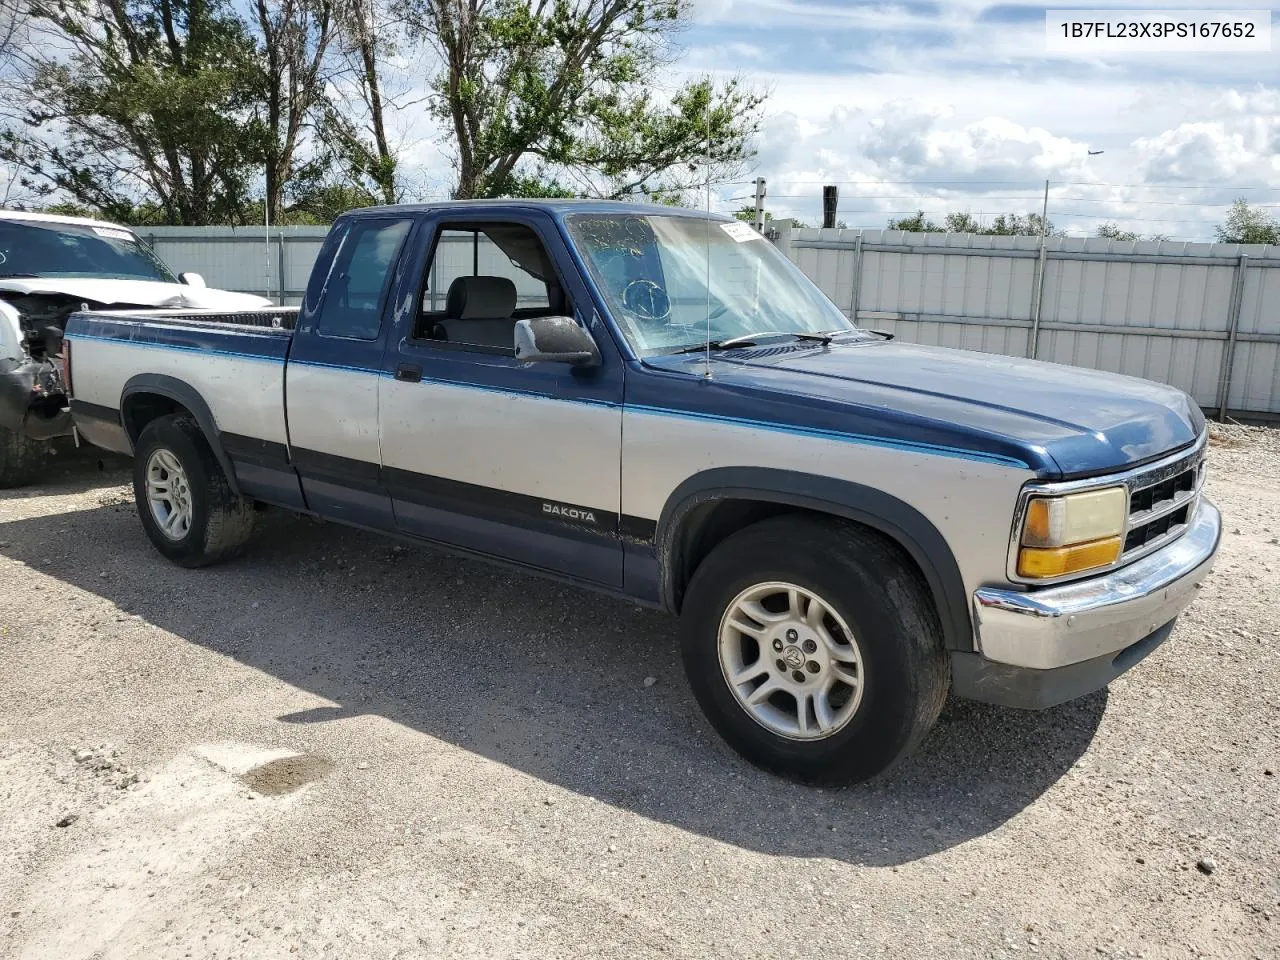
left=514, top=317, right=600, bottom=367
left=178, top=272, right=206, bottom=288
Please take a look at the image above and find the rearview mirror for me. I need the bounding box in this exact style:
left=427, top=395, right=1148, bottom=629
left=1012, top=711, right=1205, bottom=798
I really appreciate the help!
left=179, top=272, right=206, bottom=288
left=514, top=317, right=600, bottom=367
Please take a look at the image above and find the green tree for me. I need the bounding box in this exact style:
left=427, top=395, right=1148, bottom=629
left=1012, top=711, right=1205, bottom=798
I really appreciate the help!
left=943, top=212, right=981, bottom=233
left=734, top=204, right=770, bottom=224
left=888, top=209, right=1058, bottom=236
left=1096, top=221, right=1140, bottom=241
left=983, top=212, right=1054, bottom=236
left=887, top=210, right=943, bottom=232
left=1, top=0, right=264, bottom=225
left=399, top=0, right=766, bottom=200
left=1215, top=199, right=1280, bottom=244
left=1095, top=221, right=1169, bottom=242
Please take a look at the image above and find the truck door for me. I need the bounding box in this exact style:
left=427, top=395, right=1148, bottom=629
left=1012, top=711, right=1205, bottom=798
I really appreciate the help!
left=286, top=214, right=415, bottom=529
left=378, top=212, right=625, bottom=587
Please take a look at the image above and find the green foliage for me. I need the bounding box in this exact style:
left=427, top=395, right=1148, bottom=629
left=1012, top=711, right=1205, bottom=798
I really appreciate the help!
left=405, top=0, right=766, bottom=200
left=2, top=0, right=765, bottom=223
left=286, top=182, right=380, bottom=222
left=888, top=209, right=1058, bottom=236
left=887, top=211, right=943, bottom=232
left=734, top=205, right=771, bottom=223
left=943, top=212, right=981, bottom=233
left=981, top=212, right=1055, bottom=236
left=3, top=0, right=265, bottom=224
left=1096, top=221, right=1140, bottom=242
left=1095, top=221, right=1169, bottom=242
left=1215, top=199, right=1280, bottom=245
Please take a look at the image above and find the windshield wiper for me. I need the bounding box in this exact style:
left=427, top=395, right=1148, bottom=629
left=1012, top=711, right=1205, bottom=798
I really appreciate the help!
left=790, top=331, right=838, bottom=345
left=669, top=330, right=850, bottom=355
left=0, top=273, right=42, bottom=279
left=669, top=335, right=760, bottom=355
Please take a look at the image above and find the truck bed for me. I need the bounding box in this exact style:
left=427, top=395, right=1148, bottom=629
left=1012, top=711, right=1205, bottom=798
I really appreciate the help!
left=72, top=306, right=299, bottom=331
left=66, top=307, right=301, bottom=461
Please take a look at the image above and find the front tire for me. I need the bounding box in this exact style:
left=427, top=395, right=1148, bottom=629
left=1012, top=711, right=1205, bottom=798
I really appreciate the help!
left=0, top=424, right=50, bottom=488
left=680, top=515, right=949, bottom=786
left=132, top=414, right=254, bottom=567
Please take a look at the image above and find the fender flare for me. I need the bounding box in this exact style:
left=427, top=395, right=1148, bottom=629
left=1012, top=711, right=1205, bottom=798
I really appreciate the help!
left=655, top=467, right=973, bottom=651
left=120, top=373, right=241, bottom=496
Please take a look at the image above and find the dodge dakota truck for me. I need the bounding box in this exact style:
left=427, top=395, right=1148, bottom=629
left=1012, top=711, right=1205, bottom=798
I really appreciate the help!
left=0, top=210, right=270, bottom=487
left=63, top=200, right=1222, bottom=784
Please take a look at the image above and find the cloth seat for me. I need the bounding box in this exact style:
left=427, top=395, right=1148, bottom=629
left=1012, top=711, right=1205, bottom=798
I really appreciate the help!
left=433, top=275, right=519, bottom=348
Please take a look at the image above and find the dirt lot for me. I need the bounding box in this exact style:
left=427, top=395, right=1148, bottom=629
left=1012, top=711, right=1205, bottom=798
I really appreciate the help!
left=1, top=428, right=1277, bottom=960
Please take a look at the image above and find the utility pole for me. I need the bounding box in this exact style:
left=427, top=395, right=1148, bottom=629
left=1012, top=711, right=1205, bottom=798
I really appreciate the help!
left=264, top=166, right=272, bottom=304
left=1028, top=178, right=1051, bottom=360
left=753, top=177, right=767, bottom=232
left=822, top=185, right=839, bottom=230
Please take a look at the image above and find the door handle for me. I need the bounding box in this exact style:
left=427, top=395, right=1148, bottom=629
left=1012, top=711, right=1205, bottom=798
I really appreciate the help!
left=395, top=363, right=422, bottom=383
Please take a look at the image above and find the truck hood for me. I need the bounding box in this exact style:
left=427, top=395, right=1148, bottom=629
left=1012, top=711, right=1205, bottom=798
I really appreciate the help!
left=0, top=277, right=271, bottom=311
left=644, top=338, right=1203, bottom=477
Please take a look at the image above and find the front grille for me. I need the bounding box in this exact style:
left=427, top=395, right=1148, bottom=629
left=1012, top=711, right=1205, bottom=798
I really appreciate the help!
left=1120, top=456, right=1204, bottom=560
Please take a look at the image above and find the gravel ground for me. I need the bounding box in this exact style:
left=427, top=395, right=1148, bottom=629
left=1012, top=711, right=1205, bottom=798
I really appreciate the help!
left=0, top=429, right=1277, bottom=960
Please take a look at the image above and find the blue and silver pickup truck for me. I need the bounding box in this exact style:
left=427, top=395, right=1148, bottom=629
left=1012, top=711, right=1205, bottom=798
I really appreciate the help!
left=63, top=200, right=1221, bottom=784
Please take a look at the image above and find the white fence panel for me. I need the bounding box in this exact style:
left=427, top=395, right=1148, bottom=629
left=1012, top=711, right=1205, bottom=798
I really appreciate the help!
left=142, top=226, right=330, bottom=305
left=135, top=220, right=1280, bottom=416
left=780, top=224, right=1280, bottom=417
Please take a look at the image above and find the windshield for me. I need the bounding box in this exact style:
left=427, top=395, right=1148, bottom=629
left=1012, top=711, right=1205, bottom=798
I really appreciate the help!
left=565, top=213, right=857, bottom=356
left=0, top=219, right=176, bottom=283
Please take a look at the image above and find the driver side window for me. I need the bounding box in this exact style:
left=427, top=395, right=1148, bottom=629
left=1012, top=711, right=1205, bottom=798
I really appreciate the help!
left=415, top=222, right=570, bottom=354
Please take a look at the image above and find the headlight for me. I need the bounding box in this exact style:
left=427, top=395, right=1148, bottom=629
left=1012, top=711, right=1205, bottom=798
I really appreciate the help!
left=1016, top=486, right=1126, bottom=578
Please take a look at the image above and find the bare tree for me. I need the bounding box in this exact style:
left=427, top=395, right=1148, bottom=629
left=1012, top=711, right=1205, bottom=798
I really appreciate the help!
left=0, top=0, right=23, bottom=60
left=315, top=0, right=429, bottom=206
left=251, top=0, right=336, bottom=221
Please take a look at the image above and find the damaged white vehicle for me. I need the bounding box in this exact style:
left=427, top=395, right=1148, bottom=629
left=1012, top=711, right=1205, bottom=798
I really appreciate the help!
left=0, top=210, right=270, bottom=486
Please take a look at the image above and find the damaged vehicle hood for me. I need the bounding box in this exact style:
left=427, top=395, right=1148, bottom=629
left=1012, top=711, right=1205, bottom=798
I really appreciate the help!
left=0, top=277, right=271, bottom=311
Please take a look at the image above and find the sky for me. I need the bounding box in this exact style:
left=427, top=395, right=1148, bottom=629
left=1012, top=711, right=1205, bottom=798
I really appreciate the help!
left=662, top=0, right=1280, bottom=239
left=4, top=1, right=1276, bottom=240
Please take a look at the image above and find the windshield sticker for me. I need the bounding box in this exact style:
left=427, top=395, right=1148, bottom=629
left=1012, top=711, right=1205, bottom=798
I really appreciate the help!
left=720, top=221, right=763, bottom=243
left=92, top=226, right=137, bottom=242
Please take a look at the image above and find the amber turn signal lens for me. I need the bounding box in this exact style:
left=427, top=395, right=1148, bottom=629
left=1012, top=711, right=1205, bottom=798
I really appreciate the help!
left=1021, top=487, right=1126, bottom=548
left=1016, top=536, right=1123, bottom=578
left=1023, top=498, right=1055, bottom=545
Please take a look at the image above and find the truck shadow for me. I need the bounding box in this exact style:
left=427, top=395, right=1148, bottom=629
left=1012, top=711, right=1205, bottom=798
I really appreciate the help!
left=0, top=466, right=1106, bottom=867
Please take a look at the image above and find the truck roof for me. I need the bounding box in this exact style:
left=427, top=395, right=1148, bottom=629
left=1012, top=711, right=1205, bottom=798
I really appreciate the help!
left=348, top=198, right=732, bottom=220
left=0, top=209, right=136, bottom=232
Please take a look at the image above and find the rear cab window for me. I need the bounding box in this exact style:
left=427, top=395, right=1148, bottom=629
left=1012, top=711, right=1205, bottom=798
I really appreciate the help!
left=314, top=218, right=412, bottom=340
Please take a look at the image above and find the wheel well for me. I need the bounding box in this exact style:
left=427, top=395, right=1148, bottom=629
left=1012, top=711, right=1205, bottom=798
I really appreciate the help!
left=121, top=392, right=185, bottom=443
left=669, top=498, right=932, bottom=621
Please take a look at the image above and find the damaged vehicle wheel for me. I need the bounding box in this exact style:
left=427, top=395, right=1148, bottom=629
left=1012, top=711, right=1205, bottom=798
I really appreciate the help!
left=0, top=424, right=50, bottom=488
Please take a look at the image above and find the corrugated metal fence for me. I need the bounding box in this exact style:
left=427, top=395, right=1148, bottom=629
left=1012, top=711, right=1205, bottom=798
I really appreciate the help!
left=142, top=225, right=330, bottom=305
left=777, top=224, right=1280, bottom=418
left=142, top=222, right=1280, bottom=417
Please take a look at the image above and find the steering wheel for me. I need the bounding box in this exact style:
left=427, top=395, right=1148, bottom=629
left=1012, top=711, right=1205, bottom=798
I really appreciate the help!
left=621, top=278, right=671, bottom=322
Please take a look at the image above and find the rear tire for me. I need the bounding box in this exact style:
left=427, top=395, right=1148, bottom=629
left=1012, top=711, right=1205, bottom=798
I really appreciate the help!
left=680, top=515, right=949, bottom=786
left=0, top=425, right=50, bottom=489
left=132, top=414, right=254, bottom=567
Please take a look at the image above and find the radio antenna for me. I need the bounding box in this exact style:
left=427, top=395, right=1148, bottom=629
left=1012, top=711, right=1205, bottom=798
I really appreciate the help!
left=702, top=118, right=713, bottom=379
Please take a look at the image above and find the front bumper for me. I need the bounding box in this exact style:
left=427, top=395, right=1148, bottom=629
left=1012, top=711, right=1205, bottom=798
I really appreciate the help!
left=952, top=498, right=1221, bottom=709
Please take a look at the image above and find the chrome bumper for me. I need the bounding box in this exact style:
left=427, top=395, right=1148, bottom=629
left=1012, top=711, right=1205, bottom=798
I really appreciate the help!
left=973, top=499, right=1221, bottom=670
